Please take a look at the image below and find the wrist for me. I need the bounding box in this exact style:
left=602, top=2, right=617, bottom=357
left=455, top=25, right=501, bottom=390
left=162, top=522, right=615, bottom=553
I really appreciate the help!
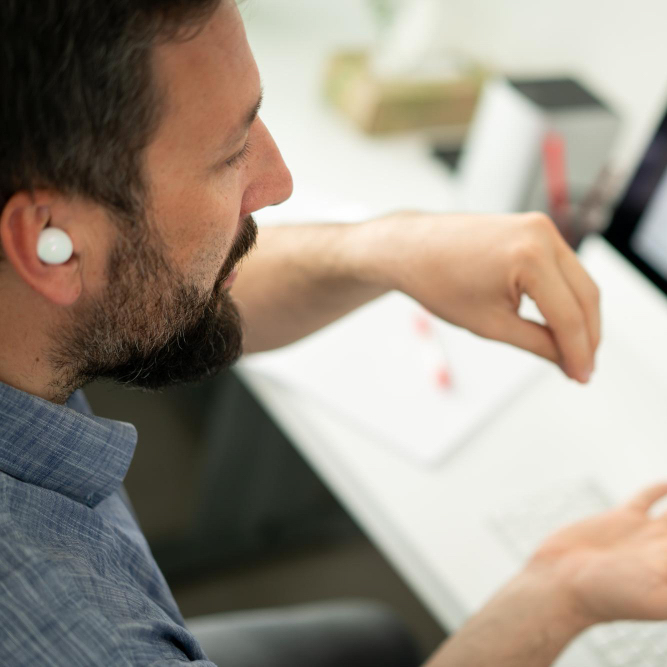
left=515, top=556, right=598, bottom=637
left=426, top=567, right=593, bottom=667
left=527, top=543, right=616, bottom=628
left=505, top=565, right=595, bottom=635
left=469, top=567, right=593, bottom=663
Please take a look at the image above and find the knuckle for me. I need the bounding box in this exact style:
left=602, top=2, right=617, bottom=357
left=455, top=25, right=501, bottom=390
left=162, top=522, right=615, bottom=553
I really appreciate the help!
left=524, top=211, right=555, bottom=231
left=512, top=216, right=558, bottom=267
left=515, top=239, right=545, bottom=268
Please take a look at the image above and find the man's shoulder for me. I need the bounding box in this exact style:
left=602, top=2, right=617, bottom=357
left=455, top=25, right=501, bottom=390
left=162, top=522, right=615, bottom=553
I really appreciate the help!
left=0, top=509, right=214, bottom=666
left=0, top=548, right=129, bottom=665
left=0, top=475, right=213, bottom=665
left=0, top=565, right=213, bottom=665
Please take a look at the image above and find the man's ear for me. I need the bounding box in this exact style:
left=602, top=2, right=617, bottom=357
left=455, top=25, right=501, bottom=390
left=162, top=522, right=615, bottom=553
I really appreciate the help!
left=0, top=191, right=82, bottom=306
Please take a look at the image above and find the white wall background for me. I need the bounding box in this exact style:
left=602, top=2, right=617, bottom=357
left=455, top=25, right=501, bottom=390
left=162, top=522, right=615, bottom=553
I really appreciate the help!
left=245, top=0, right=667, bottom=175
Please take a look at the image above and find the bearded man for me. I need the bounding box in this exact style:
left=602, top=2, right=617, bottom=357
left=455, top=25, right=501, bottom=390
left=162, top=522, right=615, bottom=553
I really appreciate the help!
left=3, top=2, right=667, bottom=666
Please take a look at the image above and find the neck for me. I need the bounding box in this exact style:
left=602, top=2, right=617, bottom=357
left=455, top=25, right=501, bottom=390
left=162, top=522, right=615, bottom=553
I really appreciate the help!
left=0, top=282, right=74, bottom=404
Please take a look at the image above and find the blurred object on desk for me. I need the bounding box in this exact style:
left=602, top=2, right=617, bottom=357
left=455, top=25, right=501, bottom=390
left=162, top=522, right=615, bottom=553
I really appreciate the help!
left=325, top=0, right=486, bottom=137
left=457, top=77, right=620, bottom=243
left=324, top=50, right=485, bottom=138
left=574, top=164, right=628, bottom=241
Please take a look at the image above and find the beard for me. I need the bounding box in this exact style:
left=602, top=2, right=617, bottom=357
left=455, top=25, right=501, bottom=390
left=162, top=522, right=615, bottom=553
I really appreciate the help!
left=48, top=214, right=258, bottom=398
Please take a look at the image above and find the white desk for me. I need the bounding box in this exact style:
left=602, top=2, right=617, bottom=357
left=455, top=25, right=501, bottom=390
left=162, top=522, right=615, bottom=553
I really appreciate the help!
left=237, top=247, right=667, bottom=621
left=240, top=4, right=667, bottom=664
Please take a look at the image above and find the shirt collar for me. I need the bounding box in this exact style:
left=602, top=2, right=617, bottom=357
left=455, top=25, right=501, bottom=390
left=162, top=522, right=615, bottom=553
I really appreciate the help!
left=0, top=381, right=137, bottom=508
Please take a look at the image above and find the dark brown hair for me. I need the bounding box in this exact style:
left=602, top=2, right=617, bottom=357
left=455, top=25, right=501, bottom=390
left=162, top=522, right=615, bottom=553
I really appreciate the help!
left=0, top=0, right=221, bottom=229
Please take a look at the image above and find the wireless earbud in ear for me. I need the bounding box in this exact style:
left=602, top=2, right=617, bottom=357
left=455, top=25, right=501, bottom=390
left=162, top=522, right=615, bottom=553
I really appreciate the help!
left=37, top=228, right=73, bottom=265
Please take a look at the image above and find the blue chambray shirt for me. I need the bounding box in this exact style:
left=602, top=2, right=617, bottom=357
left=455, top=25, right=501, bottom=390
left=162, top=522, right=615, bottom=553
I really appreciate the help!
left=0, top=380, right=216, bottom=666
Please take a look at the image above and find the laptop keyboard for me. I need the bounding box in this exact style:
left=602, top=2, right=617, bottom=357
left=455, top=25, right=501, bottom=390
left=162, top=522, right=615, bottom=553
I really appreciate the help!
left=491, top=480, right=667, bottom=666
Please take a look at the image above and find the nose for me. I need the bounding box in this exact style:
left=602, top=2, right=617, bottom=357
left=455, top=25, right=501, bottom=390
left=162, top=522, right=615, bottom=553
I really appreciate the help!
left=240, top=119, right=293, bottom=218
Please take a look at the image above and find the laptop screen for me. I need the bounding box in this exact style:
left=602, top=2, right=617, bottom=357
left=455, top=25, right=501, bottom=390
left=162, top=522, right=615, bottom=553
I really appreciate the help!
left=631, top=172, right=667, bottom=279
left=604, top=110, right=667, bottom=296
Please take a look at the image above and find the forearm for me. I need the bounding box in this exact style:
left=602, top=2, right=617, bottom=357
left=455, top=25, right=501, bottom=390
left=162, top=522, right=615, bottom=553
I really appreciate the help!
left=230, top=222, right=388, bottom=353
left=425, top=570, right=591, bottom=667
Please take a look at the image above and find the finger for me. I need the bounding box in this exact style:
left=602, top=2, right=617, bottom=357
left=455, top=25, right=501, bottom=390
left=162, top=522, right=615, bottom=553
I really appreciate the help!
left=627, top=483, right=667, bottom=513
left=523, top=264, right=593, bottom=382
left=557, top=247, right=602, bottom=355
left=489, top=316, right=559, bottom=364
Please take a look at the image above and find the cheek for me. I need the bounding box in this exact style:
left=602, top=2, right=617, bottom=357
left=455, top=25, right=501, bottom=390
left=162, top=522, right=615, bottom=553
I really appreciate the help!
left=148, top=156, right=246, bottom=286
left=173, top=196, right=242, bottom=288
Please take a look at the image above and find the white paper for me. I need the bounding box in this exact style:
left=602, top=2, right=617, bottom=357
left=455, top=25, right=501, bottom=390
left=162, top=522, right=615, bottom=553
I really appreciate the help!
left=240, top=292, right=545, bottom=466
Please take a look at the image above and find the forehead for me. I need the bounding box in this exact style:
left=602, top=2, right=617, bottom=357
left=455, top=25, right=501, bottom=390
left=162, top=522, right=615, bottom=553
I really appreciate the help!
left=148, top=2, right=260, bottom=171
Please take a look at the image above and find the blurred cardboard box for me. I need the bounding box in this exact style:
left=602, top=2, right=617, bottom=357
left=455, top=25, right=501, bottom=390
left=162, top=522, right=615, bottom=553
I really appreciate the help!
left=324, top=50, right=486, bottom=137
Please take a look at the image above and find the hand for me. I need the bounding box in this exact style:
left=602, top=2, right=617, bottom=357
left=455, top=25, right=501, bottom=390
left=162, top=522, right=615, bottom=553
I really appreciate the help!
left=372, top=211, right=600, bottom=382
left=529, top=483, right=667, bottom=625
left=424, top=483, right=667, bottom=667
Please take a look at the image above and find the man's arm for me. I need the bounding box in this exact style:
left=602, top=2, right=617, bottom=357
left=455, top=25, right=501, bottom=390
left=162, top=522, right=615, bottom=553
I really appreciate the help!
left=232, top=211, right=600, bottom=383
left=231, top=222, right=386, bottom=354
left=424, top=570, right=589, bottom=666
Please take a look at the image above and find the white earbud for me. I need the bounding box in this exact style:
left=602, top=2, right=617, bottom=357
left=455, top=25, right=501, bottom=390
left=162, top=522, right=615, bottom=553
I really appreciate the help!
left=37, top=228, right=73, bottom=265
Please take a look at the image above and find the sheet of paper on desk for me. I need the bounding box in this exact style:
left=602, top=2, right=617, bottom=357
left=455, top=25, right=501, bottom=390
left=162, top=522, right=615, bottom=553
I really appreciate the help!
left=239, top=292, right=545, bottom=466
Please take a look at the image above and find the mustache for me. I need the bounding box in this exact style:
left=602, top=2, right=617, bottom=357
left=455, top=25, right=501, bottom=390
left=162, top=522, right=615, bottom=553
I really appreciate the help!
left=217, top=214, right=258, bottom=287
left=220, top=215, right=259, bottom=282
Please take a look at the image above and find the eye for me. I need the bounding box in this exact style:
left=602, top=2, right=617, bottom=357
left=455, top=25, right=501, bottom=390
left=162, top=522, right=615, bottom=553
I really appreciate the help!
left=226, top=140, right=252, bottom=168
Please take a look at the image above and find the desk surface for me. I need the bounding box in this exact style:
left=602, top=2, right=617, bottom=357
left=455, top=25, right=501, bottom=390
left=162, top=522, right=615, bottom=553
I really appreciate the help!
left=238, top=239, right=667, bottom=665
left=241, top=5, right=667, bottom=665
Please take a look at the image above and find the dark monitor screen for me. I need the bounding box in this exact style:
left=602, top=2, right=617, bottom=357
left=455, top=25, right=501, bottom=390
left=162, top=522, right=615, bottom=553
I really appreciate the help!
left=604, top=110, right=667, bottom=297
